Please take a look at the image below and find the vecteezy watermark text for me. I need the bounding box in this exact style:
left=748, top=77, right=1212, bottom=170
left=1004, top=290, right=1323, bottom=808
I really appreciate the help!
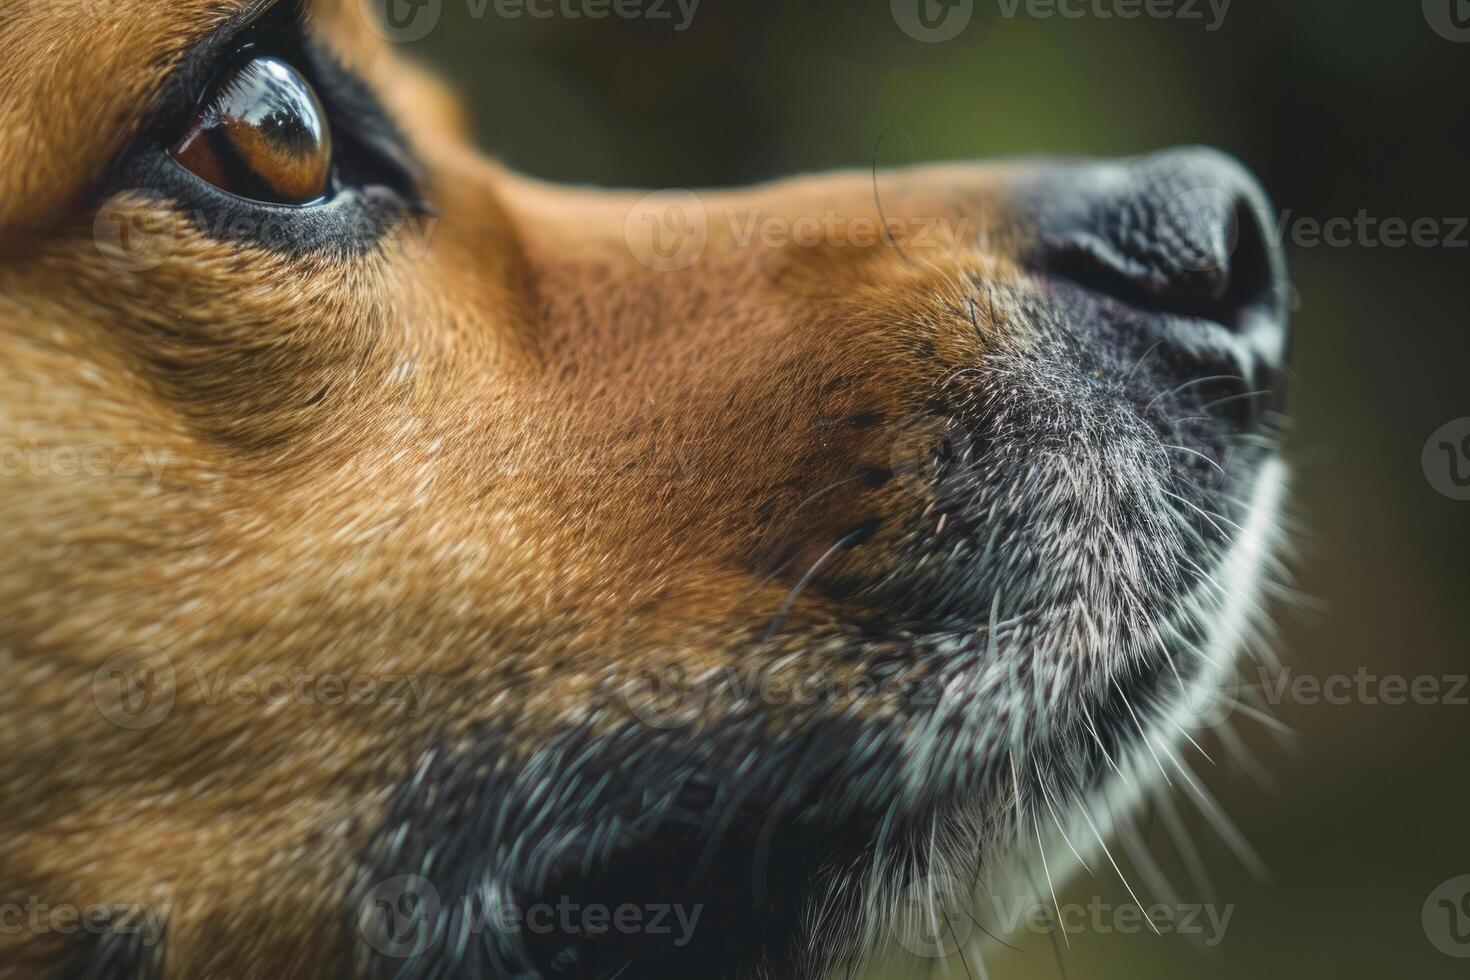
left=624, top=189, right=975, bottom=271
left=0, top=442, right=170, bottom=487
left=0, top=899, right=167, bottom=948
left=1257, top=667, right=1469, bottom=707
left=359, top=875, right=703, bottom=958
left=358, top=0, right=699, bottom=43
left=994, top=0, right=1231, bottom=30
left=892, top=0, right=1230, bottom=43
left=893, top=877, right=1235, bottom=958
left=92, top=647, right=437, bottom=730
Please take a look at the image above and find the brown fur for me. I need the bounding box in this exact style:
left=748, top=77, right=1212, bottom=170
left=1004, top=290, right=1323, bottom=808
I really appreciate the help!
left=0, top=2, right=1290, bottom=977
left=0, top=2, right=1052, bottom=974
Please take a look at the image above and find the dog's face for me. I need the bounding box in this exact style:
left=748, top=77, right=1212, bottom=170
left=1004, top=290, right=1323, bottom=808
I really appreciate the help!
left=0, top=2, right=1291, bottom=977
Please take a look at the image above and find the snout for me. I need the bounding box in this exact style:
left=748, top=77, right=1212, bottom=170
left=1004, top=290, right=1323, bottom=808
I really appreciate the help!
left=479, top=146, right=1292, bottom=632
left=776, top=147, right=1295, bottom=627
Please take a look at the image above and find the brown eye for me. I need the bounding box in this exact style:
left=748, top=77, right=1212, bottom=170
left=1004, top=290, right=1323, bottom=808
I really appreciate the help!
left=171, top=55, right=331, bottom=205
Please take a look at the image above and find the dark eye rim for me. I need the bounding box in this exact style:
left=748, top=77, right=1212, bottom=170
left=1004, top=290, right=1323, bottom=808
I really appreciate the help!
left=104, top=0, right=430, bottom=256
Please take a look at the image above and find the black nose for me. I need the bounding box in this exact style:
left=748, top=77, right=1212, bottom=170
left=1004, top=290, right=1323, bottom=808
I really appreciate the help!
left=1017, top=146, right=1290, bottom=427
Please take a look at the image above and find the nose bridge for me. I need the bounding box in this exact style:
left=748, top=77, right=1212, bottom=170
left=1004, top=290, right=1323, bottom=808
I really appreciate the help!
left=497, top=163, right=1017, bottom=357
left=677, top=164, right=1002, bottom=273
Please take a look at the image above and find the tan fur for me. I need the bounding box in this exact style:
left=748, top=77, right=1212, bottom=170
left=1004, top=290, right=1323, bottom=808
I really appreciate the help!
left=0, top=2, right=1054, bottom=975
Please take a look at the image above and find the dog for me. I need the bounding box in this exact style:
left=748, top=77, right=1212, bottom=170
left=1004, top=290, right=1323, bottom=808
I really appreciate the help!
left=0, top=1, right=1291, bottom=976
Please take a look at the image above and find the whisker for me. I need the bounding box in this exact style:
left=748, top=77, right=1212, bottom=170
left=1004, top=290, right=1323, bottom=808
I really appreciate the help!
left=1170, top=720, right=1216, bottom=766
left=1073, top=793, right=1161, bottom=935
left=1009, top=750, right=1028, bottom=849
left=1164, top=748, right=1268, bottom=880
left=870, top=128, right=918, bottom=266
left=1153, top=784, right=1215, bottom=905
left=1039, top=778, right=1093, bottom=875
left=1125, top=339, right=1166, bottom=384
left=1033, top=812, right=1070, bottom=949
left=1144, top=374, right=1246, bottom=417
left=1161, top=443, right=1227, bottom=478
left=1214, top=722, right=1274, bottom=791
left=1113, top=677, right=1172, bottom=786
left=1116, top=815, right=1183, bottom=908
left=1216, top=696, right=1296, bottom=737
left=942, top=912, right=975, bottom=980
left=1200, top=389, right=1270, bottom=414
left=763, top=526, right=870, bottom=640
left=953, top=898, right=1022, bottom=954
left=1080, top=703, right=1130, bottom=785
left=1162, top=489, right=1243, bottom=539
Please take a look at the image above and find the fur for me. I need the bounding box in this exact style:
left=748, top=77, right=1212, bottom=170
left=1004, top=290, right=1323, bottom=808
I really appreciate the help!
left=0, top=2, right=1290, bottom=977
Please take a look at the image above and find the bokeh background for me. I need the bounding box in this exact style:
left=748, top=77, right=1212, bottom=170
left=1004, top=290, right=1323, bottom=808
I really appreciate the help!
left=401, top=1, right=1469, bottom=975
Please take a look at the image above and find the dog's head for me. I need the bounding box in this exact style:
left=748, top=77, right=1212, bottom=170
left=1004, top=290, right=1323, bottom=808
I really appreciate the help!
left=0, top=2, right=1290, bottom=977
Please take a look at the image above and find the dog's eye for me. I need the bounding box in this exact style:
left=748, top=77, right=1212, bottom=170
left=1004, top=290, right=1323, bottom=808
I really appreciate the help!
left=171, top=55, right=331, bottom=205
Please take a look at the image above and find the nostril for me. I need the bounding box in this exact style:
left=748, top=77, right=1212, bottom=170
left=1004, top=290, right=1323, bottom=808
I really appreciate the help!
left=1019, top=147, right=1292, bottom=432
left=1025, top=147, right=1287, bottom=332
left=1213, top=197, right=1276, bottom=330
left=1038, top=191, right=1277, bottom=331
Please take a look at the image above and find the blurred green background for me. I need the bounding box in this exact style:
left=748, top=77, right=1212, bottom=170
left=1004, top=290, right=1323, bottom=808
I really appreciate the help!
left=403, top=1, right=1470, bottom=975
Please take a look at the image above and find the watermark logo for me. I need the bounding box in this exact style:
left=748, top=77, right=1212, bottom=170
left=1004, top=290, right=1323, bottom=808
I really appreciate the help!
left=619, top=662, right=710, bottom=729
left=94, top=191, right=176, bottom=273
left=1160, top=185, right=1238, bottom=273
left=892, top=0, right=975, bottom=43
left=1424, top=875, right=1470, bottom=957
left=991, top=894, right=1234, bottom=945
left=727, top=209, right=972, bottom=258
left=1185, top=671, right=1243, bottom=730
left=616, top=663, right=938, bottom=731
left=360, top=874, right=443, bottom=958
left=895, top=875, right=974, bottom=958
left=357, top=877, right=703, bottom=956
left=93, top=653, right=437, bottom=728
left=93, top=646, right=176, bottom=730
left=892, top=881, right=1235, bottom=955
left=624, top=190, right=709, bottom=272
left=1, top=0, right=111, bottom=24
left=882, top=416, right=987, bottom=506
left=361, top=0, right=699, bottom=41
left=360, top=0, right=444, bottom=42
left=1160, top=187, right=1468, bottom=269
left=894, top=0, right=1231, bottom=40
left=1424, top=418, right=1470, bottom=500
left=493, top=0, right=700, bottom=30
left=1424, top=0, right=1470, bottom=42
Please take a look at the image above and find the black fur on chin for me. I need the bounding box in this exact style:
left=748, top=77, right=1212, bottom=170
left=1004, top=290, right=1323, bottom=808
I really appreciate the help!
left=351, top=232, right=1285, bottom=979
left=353, top=712, right=896, bottom=980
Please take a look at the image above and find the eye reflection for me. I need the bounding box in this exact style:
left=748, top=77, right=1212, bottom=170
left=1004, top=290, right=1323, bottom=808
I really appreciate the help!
left=171, top=54, right=332, bottom=205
